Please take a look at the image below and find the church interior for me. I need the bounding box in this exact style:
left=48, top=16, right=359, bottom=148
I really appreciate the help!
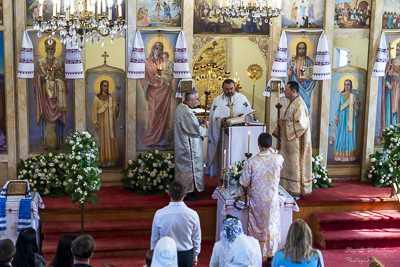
left=1, top=0, right=400, bottom=266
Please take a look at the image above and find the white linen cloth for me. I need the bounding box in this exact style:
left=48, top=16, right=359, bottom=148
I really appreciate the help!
left=127, top=29, right=145, bottom=79
left=17, top=30, right=34, bottom=78
left=151, top=202, right=201, bottom=261
left=313, top=31, right=331, bottom=80
left=372, top=32, right=388, bottom=77
left=174, top=30, right=191, bottom=78
left=271, top=31, right=288, bottom=78
left=65, top=40, right=84, bottom=79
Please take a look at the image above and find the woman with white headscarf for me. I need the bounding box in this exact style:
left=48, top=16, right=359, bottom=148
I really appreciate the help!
left=151, top=236, right=178, bottom=267
left=209, top=216, right=243, bottom=267
left=227, top=234, right=262, bottom=267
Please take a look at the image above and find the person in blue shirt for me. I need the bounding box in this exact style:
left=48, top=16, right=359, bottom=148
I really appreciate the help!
left=272, top=219, right=324, bottom=267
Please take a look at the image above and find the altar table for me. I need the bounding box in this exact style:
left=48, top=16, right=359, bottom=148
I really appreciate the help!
left=0, top=192, right=44, bottom=244
left=212, top=185, right=299, bottom=249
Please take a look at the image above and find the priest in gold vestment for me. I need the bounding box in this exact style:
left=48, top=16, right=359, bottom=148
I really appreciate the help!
left=275, top=81, right=312, bottom=196
left=91, top=80, right=121, bottom=167
left=240, top=133, right=284, bottom=263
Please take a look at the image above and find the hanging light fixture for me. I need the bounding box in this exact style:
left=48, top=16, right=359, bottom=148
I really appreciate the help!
left=34, top=0, right=126, bottom=50
left=216, top=0, right=283, bottom=26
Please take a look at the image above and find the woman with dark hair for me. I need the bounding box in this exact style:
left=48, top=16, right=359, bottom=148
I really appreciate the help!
left=48, top=234, right=77, bottom=267
left=12, top=227, right=46, bottom=267
left=272, top=219, right=324, bottom=267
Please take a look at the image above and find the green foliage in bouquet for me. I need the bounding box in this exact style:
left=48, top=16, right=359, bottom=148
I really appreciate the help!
left=17, top=151, right=67, bottom=198
left=122, top=150, right=175, bottom=196
left=312, top=154, right=335, bottom=189
left=63, top=131, right=101, bottom=206
left=227, top=160, right=245, bottom=181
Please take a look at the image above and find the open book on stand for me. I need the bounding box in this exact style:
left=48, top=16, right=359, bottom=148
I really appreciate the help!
left=226, top=110, right=256, bottom=125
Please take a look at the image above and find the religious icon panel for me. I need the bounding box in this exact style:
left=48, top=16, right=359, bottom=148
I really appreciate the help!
left=25, top=0, right=125, bottom=26
left=283, top=33, right=321, bottom=148
left=27, top=33, right=74, bottom=153
left=334, top=0, right=371, bottom=29
left=0, top=31, right=5, bottom=154
left=193, top=0, right=269, bottom=35
left=136, top=32, right=179, bottom=151
left=282, top=0, right=323, bottom=29
left=382, top=0, right=400, bottom=30
left=85, top=64, right=125, bottom=168
left=328, top=67, right=366, bottom=165
left=375, top=34, right=400, bottom=146
left=137, top=0, right=182, bottom=28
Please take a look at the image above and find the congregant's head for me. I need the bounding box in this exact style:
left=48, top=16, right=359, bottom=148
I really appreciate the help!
left=168, top=180, right=187, bottom=201
left=258, top=133, right=272, bottom=149
left=0, top=239, right=16, bottom=265
left=71, top=235, right=95, bottom=263
left=222, top=79, right=236, bottom=98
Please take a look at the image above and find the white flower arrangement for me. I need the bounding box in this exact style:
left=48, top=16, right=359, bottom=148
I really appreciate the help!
left=365, top=126, right=398, bottom=187
left=17, top=152, right=68, bottom=198
left=122, top=151, right=175, bottom=195
left=312, top=154, right=334, bottom=189
left=63, top=131, right=102, bottom=205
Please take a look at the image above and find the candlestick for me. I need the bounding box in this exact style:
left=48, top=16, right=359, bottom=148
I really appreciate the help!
left=208, top=70, right=211, bottom=91
left=248, top=131, right=251, bottom=154
left=222, top=149, right=227, bottom=188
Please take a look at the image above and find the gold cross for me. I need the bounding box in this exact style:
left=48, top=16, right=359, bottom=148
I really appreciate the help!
left=10, top=222, right=18, bottom=236
left=102, top=51, right=109, bottom=64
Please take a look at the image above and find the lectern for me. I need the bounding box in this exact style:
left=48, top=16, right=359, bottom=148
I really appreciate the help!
left=221, top=124, right=266, bottom=181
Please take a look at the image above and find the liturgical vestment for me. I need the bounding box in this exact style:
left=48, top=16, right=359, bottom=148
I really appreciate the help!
left=239, top=149, right=284, bottom=258
left=174, top=103, right=207, bottom=193
left=206, top=93, right=253, bottom=177
left=277, top=95, right=312, bottom=196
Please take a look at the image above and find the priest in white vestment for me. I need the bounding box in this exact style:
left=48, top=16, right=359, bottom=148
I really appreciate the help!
left=174, top=90, right=207, bottom=201
left=240, top=133, right=284, bottom=264
left=274, top=81, right=312, bottom=197
left=206, top=79, right=254, bottom=178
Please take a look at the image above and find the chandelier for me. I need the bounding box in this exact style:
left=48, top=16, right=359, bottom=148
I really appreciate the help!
left=216, top=0, right=283, bottom=26
left=34, top=0, right=126, bottom=49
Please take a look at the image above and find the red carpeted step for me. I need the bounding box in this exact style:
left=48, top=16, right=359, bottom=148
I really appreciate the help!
left=312, top=210, right=400, bottom=231
left=43, top=236, right=150, bottom=258
left=42, top=218, right=153, bottom=233
left=319, top=228, right=400, bottom=250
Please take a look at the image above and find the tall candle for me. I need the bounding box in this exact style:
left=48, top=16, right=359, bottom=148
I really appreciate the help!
left=102, top=0, right=106, bottom=14
left=38, top=0, right=43, bottom=17
left=56, top=0, right=61, bottom=14
left=208, top=70, right=211, bottom=91
left=223, top=149, right=226, bottom=170
left=248, top=131, right=251, bottom=153
left=97, top=0, right=101, bottom=15
left=117, top=0, right=123, bottom=17
left=235, top=72, right=238, bottom=80
left=53, top=2, right=57, bottom=16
